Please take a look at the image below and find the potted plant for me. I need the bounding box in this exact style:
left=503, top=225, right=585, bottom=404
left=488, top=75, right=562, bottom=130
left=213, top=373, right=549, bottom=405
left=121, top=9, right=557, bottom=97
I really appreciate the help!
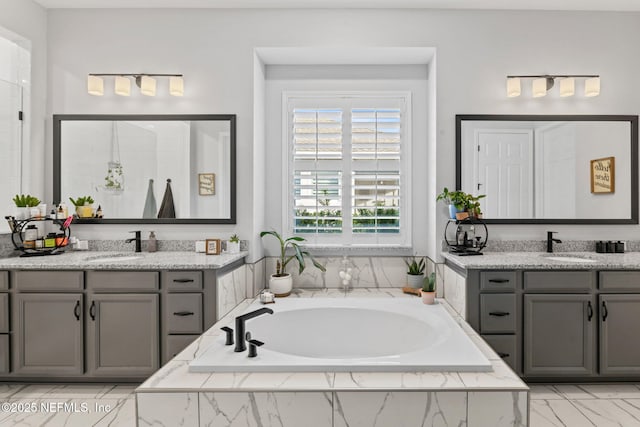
left=227, top=234, right=240, bottom=254
left=466, top=194, right=486, bottom=219
left=260, top=230, right=326, bottom=297
left=13, top=194, right=41, bottom=220
left=405, top=256, right=426, bottom=288
left=421, top=272, right=436, bottom=304
left=436, top=188, right=468, bottom=219
left=69, top=196, right=95, bottom=218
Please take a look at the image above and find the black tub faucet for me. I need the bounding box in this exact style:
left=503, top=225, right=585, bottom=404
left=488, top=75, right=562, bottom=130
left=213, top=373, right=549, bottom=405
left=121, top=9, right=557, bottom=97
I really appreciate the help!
left=547, top=231, right=562, bottom=253
left=234, top=307, right=273, bottom=352
left=126, top=230, right=142, bottom=253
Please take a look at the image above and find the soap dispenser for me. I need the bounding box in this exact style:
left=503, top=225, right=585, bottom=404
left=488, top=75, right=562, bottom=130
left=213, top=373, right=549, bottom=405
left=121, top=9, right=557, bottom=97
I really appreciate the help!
left=148, top=231, right=157, bottom=253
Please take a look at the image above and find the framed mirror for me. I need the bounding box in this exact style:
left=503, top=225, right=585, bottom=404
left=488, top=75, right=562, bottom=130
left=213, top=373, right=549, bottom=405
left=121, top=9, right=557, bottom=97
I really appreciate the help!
left=53, top=114, right=236, bottom=224
left=456, top=115, right=638, bottom=224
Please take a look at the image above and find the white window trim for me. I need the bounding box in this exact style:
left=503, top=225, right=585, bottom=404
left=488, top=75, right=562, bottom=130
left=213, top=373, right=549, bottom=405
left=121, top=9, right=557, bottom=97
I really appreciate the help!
left=281, top=91, right=412, bottom=248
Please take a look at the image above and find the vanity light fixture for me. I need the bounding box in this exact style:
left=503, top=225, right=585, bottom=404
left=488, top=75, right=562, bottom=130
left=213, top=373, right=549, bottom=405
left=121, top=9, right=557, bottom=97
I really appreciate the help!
left=87, top=73, right=184, bottom=97
left=506, top=74, right=600, bottom=98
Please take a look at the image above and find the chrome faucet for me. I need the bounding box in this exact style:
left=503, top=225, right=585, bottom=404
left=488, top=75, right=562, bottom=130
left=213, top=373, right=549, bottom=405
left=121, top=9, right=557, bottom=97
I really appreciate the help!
left=126, top=230, right=142, bottom=253
left=234, top=307, right=273, bottom=352
left=547, top=231, right=562, bottom=253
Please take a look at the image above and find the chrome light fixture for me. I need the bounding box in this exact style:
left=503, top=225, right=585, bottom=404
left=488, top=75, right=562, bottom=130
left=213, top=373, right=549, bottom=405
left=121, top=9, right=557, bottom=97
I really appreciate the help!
left=87, top=73, right=184, bottom=96
left=506, top=74, right=600, bottom=98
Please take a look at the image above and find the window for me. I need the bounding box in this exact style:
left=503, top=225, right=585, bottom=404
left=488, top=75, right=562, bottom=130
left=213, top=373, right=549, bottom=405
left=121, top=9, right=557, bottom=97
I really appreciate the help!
left=286, top=93, right=411, bottom=246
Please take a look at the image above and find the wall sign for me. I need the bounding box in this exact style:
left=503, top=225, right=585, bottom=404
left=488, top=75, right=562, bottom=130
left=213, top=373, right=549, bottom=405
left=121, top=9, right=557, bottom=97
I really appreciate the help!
left=590, top=156, right=615, bottom=193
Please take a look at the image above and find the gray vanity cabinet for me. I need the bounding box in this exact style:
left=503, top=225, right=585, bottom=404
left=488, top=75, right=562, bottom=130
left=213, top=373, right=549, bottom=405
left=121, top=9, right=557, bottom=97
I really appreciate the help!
left=14, top=293, right=84, bottom=376
left=0, top=272, right=9, bottom=374
left=523, top=294, right=596, bottom=377
left=86, top=271, right=160, bottom=377
left=86, top=294, right=159, bottom=377
left=599, top=294, right=640, bottom=376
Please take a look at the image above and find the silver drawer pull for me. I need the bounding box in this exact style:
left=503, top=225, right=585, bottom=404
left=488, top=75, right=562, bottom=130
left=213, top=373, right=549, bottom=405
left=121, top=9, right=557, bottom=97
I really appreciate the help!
left=173, top=311, right=195, bottom=317
left=488, top=279, right=509, bottom=283
left=173, top=279, right=195, bottom=283
left=489, top=311, right=510, bottom=317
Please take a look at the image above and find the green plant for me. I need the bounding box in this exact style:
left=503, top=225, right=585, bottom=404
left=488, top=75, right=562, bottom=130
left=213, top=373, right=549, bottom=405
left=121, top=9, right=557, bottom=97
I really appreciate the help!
left=466, top=194, right=486, bottom=216
left=12, top=194, right=40, bottom=207
left=260, top=230, right=326, bottom=277
left=436, top=188, right=469, bottom=210
left=69, top=196, right=95, bottom=207
left=405, top=256, right=426, bottom=275
left=229, top=234, right=240, bottom=243
left=422, top=272, right=436, bottom=293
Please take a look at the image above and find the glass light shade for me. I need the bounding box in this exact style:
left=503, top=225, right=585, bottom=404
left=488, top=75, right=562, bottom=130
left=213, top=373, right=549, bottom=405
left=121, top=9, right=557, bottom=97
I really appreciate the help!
left=87, top=75, right=104, bottom=96
left=506, top=78, right=521, bottom=98
left=140, top=76, right=156, bottom=96
left=585, top=77, right=600, bottom=97
left=532, top=77, right=548, bottom=98
left=169, top=76, right=184, bottom=96
left=559, top=77, right=575, bottom=97
left=114, top=76, right=131, bottom=96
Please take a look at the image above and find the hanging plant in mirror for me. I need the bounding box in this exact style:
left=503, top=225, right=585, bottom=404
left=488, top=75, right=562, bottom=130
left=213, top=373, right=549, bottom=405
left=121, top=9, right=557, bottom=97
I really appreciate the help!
left=103, top=122, right=125, bottom=194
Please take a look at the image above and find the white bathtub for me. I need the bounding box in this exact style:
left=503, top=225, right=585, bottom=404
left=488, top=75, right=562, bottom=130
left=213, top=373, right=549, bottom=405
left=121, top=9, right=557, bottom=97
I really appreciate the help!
left=189, top=298, right=492, bottom=373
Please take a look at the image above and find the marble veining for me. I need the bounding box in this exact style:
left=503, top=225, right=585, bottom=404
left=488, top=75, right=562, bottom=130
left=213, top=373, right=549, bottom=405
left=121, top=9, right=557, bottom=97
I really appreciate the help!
left=0, top=250, right=248, bottom=270
left=217, top=265, right=248, bottom=319
left=442, top=251, right=640, bottom=270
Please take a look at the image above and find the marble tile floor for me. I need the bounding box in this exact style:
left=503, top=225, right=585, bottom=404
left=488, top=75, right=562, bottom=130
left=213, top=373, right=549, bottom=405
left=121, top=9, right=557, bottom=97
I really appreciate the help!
left=0, top=382, right=639, bottom=426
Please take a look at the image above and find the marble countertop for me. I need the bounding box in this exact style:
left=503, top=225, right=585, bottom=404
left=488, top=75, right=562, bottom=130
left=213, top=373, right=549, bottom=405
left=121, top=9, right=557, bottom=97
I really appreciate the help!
left=137, top=288, right=527, bottom=393
left=0, top=250, right=248, bottom=270
left=442, top=251, right=640, bottom=270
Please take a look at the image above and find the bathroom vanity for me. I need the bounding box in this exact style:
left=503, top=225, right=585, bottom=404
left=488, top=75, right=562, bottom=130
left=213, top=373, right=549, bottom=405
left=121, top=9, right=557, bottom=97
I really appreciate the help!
left=0, top=251, right=248, bottom=382
left=442, top=251, right=640, bottom=382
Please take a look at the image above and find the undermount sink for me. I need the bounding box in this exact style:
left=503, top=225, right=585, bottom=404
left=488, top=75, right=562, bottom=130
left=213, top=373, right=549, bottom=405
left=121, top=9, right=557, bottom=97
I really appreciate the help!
left=85, top=253, right=143, bottom=263
left=542, top=255, right=597, bottom=263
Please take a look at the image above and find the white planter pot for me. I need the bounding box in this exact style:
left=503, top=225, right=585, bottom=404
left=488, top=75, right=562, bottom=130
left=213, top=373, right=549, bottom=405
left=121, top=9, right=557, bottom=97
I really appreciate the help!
left=269, top=273, right=293, bottom=297
left=421, top=291, right=436, bottom=305
left=227, top=241, right=240, bottom=254
left=407, top=273, right=424, bottom=289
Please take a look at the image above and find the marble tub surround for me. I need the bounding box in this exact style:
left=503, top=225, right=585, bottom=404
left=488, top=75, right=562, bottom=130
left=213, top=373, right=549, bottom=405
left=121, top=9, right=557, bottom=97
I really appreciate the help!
left=265, top=255, right=436, bottom=290
left=0, top=250, right=248, bottom=270
left=136, top=289, right=529, bottom=426
left=442, top=251, right=640, bottom=270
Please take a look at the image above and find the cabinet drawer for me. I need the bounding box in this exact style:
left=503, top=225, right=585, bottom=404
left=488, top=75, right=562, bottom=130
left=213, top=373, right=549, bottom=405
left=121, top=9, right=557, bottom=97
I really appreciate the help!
left=480, top=294, right=516, bottom=333
left=0, top=272, right=7, bottom=290
left=165, top=335, right=200, bottom=362
left=482, top=334, right=517, bottom=371
left=524, top=271, right=593, bottom=292
left=0, top=294, right=8, bottom=333
left=0, top=334, right=8, bottom=374
left=87, top=271, right=159, bottom=292
left=166, top=293, right=203, bottom=334
left=14, top=271, right=84, bottom=291
left=599, top=271, right=640, bottom=291
left=480, top=271, right=517, bottom=291
left=163, top=271, right=203, bottom=291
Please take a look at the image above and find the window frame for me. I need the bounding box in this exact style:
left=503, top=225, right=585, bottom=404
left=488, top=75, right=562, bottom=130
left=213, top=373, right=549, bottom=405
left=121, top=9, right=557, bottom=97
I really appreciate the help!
left=282, top=91, right=412, bottom=247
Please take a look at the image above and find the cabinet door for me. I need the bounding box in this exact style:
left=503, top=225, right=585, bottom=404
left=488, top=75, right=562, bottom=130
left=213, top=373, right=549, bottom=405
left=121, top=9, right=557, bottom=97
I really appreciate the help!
left=86, top=294, right=159, bottom=377
left=14, top=293, right=83, bottom=376
left=599, top=294, right=640, bottom=376
left=523, top=294, right=595, bottom=377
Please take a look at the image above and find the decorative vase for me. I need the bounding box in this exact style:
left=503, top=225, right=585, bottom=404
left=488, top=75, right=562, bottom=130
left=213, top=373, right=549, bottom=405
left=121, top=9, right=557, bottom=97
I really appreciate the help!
left=227, top=241, right=240, bottom=254
left=142, top=178, right=157, bottom=218
left=269, top=273, right=292, bottom=297
left=421, top=290, right=436, bottom=305
left=76, top=205, right=93, bottom=218
left=407, top=273, right=425, bottom=289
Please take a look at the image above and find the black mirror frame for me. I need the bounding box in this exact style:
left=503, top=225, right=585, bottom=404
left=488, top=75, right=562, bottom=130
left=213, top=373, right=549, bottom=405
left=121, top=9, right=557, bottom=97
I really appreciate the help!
left=455, top=114, right=638, bottom=224
left=53, top=114, right=237, bottom=224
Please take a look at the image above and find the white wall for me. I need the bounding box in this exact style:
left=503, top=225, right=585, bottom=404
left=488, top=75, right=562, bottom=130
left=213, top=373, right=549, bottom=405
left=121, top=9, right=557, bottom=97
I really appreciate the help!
left=0, top=0, right=46, bottom=200
left=46, top=9, right=640, bottom=261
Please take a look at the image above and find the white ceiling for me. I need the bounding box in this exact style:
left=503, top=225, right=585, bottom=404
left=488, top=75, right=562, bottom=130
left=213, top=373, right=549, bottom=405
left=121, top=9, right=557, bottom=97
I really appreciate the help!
left=30, top=0, right=640, bottom=11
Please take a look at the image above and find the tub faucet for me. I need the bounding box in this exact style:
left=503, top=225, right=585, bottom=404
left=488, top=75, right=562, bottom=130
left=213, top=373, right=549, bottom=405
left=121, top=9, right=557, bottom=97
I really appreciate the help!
left=547, top=231, right=562, bottom=253
left=125, top=230, right=142, bottom=253
left=234, top=307, right=273, bottom=352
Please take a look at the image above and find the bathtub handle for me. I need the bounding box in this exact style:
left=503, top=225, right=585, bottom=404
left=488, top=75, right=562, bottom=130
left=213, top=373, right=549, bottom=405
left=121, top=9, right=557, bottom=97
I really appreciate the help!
left=247, top=335, right=264, bottom=358
left=489, top=311, right=510, bottom=317
left=221, top=326, right=234, bottom=346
